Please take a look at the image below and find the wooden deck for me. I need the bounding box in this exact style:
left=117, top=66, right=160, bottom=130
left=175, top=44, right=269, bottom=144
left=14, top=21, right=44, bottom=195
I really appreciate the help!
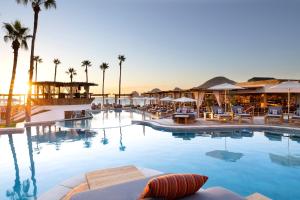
left=62, top=165, right=145, bottom=200
left=86, top=165, right=145, bottom=190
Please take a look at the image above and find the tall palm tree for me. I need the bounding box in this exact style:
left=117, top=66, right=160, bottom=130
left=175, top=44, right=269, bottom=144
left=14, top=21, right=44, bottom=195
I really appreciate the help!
left=81, top=60, right=92, bottom=83
left=118, top=55, right=126, bottom=105
left=66, top=68, right=77, bottom=83
left=16, top=0, right=57, bottom=122
left=100, top=62, right=109, bottom=107
left=53, top=58, right=61, bottom=82
left=33, top=56, right=42, bottom=82
left=3, top=20, right=31, bottom=126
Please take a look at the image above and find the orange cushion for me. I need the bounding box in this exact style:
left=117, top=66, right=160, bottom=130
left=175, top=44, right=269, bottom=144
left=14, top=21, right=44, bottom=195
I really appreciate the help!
left=139, top=174, right=208, bottom=200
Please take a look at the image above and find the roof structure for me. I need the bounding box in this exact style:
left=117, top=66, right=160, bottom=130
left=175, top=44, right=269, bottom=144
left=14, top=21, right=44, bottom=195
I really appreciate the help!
left=32, top=81, right=98, bottom=87
left=194, top=76, right=236, bottom=90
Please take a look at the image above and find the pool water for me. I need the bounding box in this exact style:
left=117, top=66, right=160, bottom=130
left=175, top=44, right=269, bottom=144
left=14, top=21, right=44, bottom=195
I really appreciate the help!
left=1, top=111, right=300, bottom=200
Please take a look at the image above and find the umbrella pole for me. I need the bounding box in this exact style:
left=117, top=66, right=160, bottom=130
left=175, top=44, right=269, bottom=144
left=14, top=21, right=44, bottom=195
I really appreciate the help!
left=224, top=90, right=227, bottom=113
left=288, top=88, right=290, bottom=120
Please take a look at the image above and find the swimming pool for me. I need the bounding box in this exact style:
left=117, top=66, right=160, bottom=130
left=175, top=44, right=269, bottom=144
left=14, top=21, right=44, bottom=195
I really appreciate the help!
left=1, top=111, right=300, bottom=200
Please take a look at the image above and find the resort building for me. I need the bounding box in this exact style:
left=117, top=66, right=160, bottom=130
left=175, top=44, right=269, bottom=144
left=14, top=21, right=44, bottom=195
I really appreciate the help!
left=142, top=76, right=300, bottom=115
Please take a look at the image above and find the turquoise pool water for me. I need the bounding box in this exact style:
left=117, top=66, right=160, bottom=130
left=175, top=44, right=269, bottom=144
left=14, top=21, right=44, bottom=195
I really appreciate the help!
left=1, top=111, right=300, bottom=200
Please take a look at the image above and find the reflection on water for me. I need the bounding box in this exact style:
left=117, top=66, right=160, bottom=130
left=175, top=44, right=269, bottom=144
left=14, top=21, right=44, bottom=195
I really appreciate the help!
left=6, top=129, right=37, bottom=200
left=56, top=110, right=149, bottom=130
left=172, top=132, right=196, bottom=140
left=264, top=132, right=282, bottom=141
left=206, top=150, right=244, bottom=162
left=119, top=127, right=126, bottom=151
left=3, top=123, right=300, bottom=200
left=32, top=129, right=97, bottom=151
left=269, top=153, right=300, bottom=167
left=101, top=130, right=109, bottom=145
left=26, top=128, right=37, bottom=199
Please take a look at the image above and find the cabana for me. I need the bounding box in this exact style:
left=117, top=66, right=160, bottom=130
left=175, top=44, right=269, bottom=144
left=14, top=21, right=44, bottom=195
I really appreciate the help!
left=172, top=97, right=197, bottom=124
left=32, top=81, right=98, bottom=105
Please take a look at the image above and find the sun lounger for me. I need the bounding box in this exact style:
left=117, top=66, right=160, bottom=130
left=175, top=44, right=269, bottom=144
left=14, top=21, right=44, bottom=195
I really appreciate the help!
left=211, top=106, right=232, bottom=121
left=71, top=175, right=245, bottom=200
left=290, top=109, right=300, bottom=123
left=264, top=106, right=283, bottom=123
left=232, top=106, right=253, bottom=123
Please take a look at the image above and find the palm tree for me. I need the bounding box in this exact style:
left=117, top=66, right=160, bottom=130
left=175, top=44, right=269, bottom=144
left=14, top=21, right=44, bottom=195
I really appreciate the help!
left=3, top=20, right=31, bottom=126
left=53, top=58, right=61, bottom=82
left=100, top=62, right=109, bottom=107
left=118, top=55, right=126, bottom=105
left=33, top=56, right=42, bottom=82
left=81, top=60, right=92, bottom=83
left=66, top=68, right=77, bottom=83
left=16, top=0, right=57, bottom=122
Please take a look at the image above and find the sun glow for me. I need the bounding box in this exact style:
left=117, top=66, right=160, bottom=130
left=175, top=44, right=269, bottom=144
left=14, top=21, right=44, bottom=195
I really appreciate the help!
left=12, top=76, right=29, bottom=94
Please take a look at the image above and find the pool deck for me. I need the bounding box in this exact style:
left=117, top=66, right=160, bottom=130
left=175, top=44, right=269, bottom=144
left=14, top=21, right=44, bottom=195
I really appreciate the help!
left=1, top=107, right=300, bottom=135
left=133, top=117, right=300, bottom=133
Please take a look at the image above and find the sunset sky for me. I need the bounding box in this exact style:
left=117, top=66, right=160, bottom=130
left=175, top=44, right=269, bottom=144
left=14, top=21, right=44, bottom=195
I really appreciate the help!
left=0, top=0, right=299, bottom=95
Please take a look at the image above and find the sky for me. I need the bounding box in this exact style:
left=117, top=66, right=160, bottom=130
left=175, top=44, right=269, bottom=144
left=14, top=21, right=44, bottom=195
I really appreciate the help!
left=0, top=0, right=300, bottom=94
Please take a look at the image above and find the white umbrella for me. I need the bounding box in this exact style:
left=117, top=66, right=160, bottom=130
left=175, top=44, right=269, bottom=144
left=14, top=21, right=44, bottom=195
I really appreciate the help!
left=160, top=97, right=174, bottom=102
left=208, top=83, right=244, bottom=112
left=270, top=81, right=300, bottom=116
left=173, top=97, right=196, bottom=103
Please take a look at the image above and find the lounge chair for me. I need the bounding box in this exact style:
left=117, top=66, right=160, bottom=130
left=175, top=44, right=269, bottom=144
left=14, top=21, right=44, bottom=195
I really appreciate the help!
left=232, top=106, right=253, bottom=123
left=290, top=108, right=300, bottom=123
left=264, top=106, right=284, bottom=123
left=211, top=106, right=232, bottom=121
left=71, top=175, right=245, bottom=200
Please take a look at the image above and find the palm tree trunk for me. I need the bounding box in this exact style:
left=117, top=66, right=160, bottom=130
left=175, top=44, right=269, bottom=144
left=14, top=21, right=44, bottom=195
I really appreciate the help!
left=35, top=61, right=38, bottom=97
left=71, top=75, right=73, bottom=83
left=86, top=66, right=89, bottom=98
left=118, top=64, right=122, bottom=105
left=6, top=47, right=19, bottom=126
left=26, top=9, right=40, bottom=122
left=102, top=70, right=105, bottom=107
left=54, top=65, right=57, bottom=82
left=35, top=62, right=38, bottom=82
left=86, top=66, right=88, bottom=83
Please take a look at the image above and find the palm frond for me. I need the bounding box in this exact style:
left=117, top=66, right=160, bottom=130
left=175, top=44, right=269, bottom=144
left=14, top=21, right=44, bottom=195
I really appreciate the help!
left=21, top=40, right=29, bottom=50
left=15, top=0, right=29, bottom=5
left=100, top=62, right=109, bottom=70
left=43, top=0, right=56, bottom=9
left=118, top=55, right=126, bottom=62
left=2, top=20, right=31, bottom=50
left=3, top=35, right=12, bottom=43
left=81, top=60, right=92, bottom=67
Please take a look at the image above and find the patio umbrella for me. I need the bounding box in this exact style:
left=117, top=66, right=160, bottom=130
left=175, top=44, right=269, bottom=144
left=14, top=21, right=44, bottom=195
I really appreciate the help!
left=173, top=97, right=196, bottom=103
left=270, top=81, right=300, bottom=117
left=147, top=97, right=157, bottom=104
left=208, top=83, right=244, bottom=112
left=160, top=97, right=174, bottom=102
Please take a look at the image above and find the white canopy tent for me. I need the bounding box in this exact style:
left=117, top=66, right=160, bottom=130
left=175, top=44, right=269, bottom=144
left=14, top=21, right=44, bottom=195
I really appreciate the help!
left=173, top=97, right=196, bottom=103
left=270, top=81, right=300, bottom=116
left=209, top=83, right=244, bottom=112
left=160, top=97, right=174, bottom=102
